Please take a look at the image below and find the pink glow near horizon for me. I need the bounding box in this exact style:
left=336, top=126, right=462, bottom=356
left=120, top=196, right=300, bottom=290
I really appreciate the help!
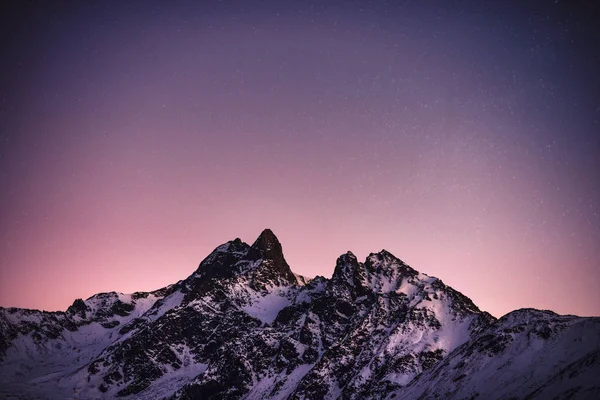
left=1, top=2, right=599, bottom=318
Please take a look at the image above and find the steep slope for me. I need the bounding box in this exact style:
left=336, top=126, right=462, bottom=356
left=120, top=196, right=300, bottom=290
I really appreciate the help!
left=63, top=229, right=305, bottom=398
left=0, top=287, right=176, bottom=399
left=389, top=309, right=600, bottom=400
left=0, top=229, right=598, bottom=400
left=170, top=249, right=493, bottom=400
left=280, top=251, right=493, bottom=400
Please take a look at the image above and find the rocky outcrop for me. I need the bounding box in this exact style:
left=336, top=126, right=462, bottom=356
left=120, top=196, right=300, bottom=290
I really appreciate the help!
left=0, top=229, right=598, bottom=400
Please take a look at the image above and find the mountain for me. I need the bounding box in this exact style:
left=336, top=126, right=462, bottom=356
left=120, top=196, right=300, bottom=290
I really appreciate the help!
left=1, top=229, right=598, bottom=400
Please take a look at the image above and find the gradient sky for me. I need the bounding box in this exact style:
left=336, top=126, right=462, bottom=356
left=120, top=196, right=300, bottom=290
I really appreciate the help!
left=1, top=0, right=599, bottom=318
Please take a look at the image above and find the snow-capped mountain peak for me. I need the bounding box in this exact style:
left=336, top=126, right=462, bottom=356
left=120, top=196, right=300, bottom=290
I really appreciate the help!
left=1, top=229, right=598, bottom=400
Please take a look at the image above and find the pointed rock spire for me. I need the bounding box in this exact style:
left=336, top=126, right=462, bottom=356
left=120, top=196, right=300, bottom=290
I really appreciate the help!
left=252, top=229, right=282, bottom=256
left=331, top=251, right=370, bottom=298
left=333, top=251, right=360, bottom=278
left=251, top=229, right=297, bottom=285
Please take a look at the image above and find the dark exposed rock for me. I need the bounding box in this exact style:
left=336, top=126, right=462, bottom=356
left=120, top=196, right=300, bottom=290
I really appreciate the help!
left=101, top=320, right=120, bottom=329
left=250, top=229, right=298, bottom=287
left=1, top=229, right=598, bottom=400
left=67, top=298, right=88, bottom=317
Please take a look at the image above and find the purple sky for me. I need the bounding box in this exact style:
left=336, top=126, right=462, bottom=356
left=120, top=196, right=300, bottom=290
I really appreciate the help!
left=1, top=0, right=599, bottom=318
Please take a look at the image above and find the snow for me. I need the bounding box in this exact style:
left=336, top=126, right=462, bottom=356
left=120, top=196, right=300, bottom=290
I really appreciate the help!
left=294, top=272, right=309, bottom=286
left=144, top=290, right=184, bottom=321
left=122, top=345, right=208, bottom=400
left=396, top=277, right=418, bottom=298
left=0, top=288, right=174, bottom=400
left=0, top=320, right=128, bottom=400
left=3, top=309, right=48, bottom=325
left=425, top=296, right=473, bottom=350
left=389, top=312, right=600, bottom=400
left=241, top=288, right=293, bottom=324
left=2, top=243, right=599, bottom=400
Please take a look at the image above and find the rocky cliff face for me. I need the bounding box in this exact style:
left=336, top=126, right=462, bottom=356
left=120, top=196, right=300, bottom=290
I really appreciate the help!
left=1, top=229, right=598, bottom=400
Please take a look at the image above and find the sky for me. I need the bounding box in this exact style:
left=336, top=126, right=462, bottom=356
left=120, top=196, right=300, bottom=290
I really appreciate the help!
left=0, top=0, right=599, bottom=318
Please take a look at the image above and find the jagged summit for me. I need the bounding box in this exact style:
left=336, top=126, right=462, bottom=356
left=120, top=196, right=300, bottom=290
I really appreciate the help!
left=251, top=229, right=288, bottom=266
left=251, top=228, right=279, bottom=251
left=193, top=231, right=416, bottom=290
left=1, top=230, right=599, bottom=400
left=331, top=251, right=363, bottom=283
left=188, top=229, right=297, bottom=289
left=250, top=228, right=297, bottom=287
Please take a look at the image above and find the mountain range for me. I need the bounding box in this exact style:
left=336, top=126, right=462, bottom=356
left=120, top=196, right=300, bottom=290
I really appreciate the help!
left=1, top=229, right=599, bottom=399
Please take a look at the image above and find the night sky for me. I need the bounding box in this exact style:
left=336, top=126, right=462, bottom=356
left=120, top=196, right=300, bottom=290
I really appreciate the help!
left=1, top=0, right=599, bottom=318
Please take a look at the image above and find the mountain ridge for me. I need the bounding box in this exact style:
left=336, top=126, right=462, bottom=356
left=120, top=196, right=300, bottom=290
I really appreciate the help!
left=1, top=229, right=598, bottom=400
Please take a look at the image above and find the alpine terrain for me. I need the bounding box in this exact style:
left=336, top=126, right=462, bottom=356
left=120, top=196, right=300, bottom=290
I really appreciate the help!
left=1, top=229, right=599, bottom=399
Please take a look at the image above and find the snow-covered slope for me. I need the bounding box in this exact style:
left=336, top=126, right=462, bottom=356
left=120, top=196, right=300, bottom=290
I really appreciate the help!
left=388, top=309, right=600, bottom=400
left=0, top=229, right=598, bottom=400
left=0, top=287, right=175, bottom=399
